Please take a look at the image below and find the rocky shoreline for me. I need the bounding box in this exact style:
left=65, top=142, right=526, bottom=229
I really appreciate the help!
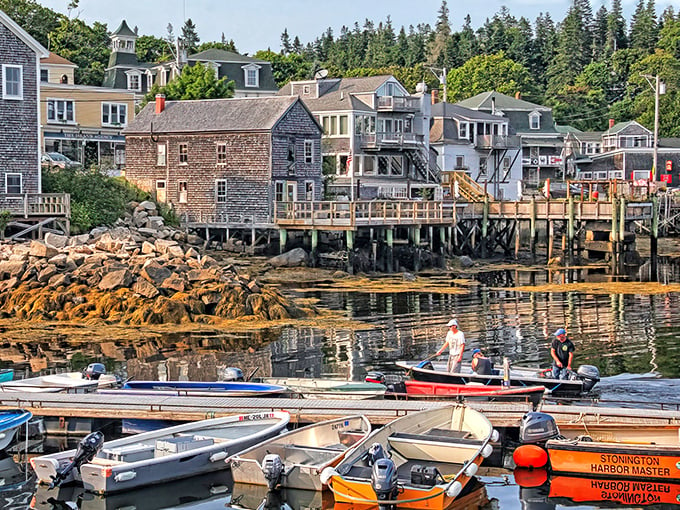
left=0, top=201, right=313, bottom=325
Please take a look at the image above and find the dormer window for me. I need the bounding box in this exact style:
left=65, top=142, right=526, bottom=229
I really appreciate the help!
left=242, top=63, right=261, bottom=88
left=459, top=122, right=468, bottom=139
left=529, top=111, right=541, bottom=130
left=126, top=71, right=141, bottom=91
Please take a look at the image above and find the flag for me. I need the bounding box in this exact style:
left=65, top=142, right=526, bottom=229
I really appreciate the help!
left=346, top=154, right=353, bottom=169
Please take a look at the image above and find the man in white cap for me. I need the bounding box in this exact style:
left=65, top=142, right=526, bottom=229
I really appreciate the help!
left=435, top=318, right=466, bottom=373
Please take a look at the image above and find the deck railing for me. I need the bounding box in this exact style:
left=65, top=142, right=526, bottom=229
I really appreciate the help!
left=1, top=193, right=70, bottom=218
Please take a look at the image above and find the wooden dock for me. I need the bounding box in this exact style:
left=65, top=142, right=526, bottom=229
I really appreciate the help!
left=1, top=392, right=678, bottom=430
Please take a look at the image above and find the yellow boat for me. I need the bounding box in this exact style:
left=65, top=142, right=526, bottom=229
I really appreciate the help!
left=323, top=405, right=496, bottom=510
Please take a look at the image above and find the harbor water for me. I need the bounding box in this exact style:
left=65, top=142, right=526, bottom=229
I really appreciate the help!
left=4, top=261, right=680, bottom=508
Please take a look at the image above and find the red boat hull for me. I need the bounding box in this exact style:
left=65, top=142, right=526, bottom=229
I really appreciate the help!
left=403, top=380, right=544, bottom=407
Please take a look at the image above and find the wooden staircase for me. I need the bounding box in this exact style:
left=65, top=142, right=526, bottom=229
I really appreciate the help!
left=449, top=171, right=489, bottom=202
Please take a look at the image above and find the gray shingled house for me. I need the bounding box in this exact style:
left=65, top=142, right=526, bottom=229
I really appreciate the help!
left=123, top=95, right=322, bottom=224
left=0, top=10, right=48, bottom=206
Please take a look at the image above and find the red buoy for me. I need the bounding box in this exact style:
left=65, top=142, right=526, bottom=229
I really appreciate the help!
left=514, top=467, right=548, bottom=487
left=513, top=444, right=548, bottom=469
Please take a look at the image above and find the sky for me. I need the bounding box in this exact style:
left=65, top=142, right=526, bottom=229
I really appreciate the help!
left=38, top=0, right=673, bottom=56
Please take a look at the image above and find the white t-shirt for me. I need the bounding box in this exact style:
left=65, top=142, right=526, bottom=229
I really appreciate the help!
left=445, top=330, right=465, bottom=358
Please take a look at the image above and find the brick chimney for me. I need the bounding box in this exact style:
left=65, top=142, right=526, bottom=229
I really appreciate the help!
left=155, top=94, right=166, bottom=114
left=432, top=89, right=439, bottom=104
left=609, top=118, right=615, bottom=129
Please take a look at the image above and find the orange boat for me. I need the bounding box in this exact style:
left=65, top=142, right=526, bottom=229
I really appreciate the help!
left=323, top=405, right=496, bottom=510
left=549, top=475, right=680, bottom=506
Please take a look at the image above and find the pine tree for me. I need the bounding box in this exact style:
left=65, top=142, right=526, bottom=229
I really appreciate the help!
left=458, top=15, right=479, bottom=63
left=292, top=36, right=303, bottom=55
left=630, top=0, right=658, bottom=52
left=533, top=13, right=557, bottom=88
left=181, top=18, right=200, bottom=55
left=592, top=5, right=609, bottom=58
left=606, top=0, right=627, bottom=52
left=547, top=0, right=591, bottom=94
left=428, top=0, right=451, bottom=65
left=281, top=28, right=292, bottom=55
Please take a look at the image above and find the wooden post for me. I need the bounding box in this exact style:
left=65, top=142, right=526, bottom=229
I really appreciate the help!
left=311, top=229, right=318, bottom=267
left=611, top=196, right=619, bottom=260
left=515, top=220, right=521, bottom=259
left=346, top=230, right=355, bottom=274
left=567, top=196, right=575, bottom=264
left=429, top=226, right=435, bottom=252
left=481, top=196, right=489, bottom=258
left=279, top=229, right=287, bottom=254
left=412, top=227, right=421, bottom=272
left=547, top=220, right=554, bottom=261
left=386, top=228, right=394, bottom=273
left=530, top=197, right=537, bottom=260
left=651, top=194, right=659, bottom=263
left=439, top=227, right=446, bottom=256
left=447, top=226, right=453, bottom=255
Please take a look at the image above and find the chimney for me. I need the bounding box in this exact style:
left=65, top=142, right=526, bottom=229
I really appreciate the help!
left=515, top=91, right=521, bottom=100
left=491, top=96, right=496, bottom=115
left=155, top=94, right=166, bottom=114
left=609, top=118, right=615, bottom=129
left=432, top=89, right=439, bottom=104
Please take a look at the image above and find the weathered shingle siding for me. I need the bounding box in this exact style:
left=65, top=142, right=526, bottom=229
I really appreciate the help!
left=0, top=21, right=39, bottom=202
left=272, top=101, right=323, bottom=200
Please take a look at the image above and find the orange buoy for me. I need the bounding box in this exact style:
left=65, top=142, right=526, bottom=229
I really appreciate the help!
left=513, top=444, right=548, bottom=469
left=514, top=467, right=548, bottom=487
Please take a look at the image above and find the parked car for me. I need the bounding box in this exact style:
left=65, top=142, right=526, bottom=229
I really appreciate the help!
left=41, top=152, right=81, bottom=169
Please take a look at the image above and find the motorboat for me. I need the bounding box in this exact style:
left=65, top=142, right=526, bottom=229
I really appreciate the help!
left=0, top=369, right=13, bottom=383
left=260, top=377, right=386, bottom=400
left=31, top=412, right=290, bottom=494
left=229, top=482, right=334, bottom=510
left=518, top=411, right=680, bottom=482
left=0, top=409, right=32, bottom=451
left=325, top=405, right=496, bottom=510
left=0, top=364, right=117, bottom=394
left=396, top=360, right=600, bottom=397
left=111, top=380, right=289, bottom=397
left=229, top=415, right=371, bottom=491
left=394, top=380, right=544, bottom=408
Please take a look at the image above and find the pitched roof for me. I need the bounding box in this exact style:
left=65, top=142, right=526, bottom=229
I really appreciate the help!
left=0, top=10, right=48, bottom=57
left=456, top=91, right=549, bottom=112
left=555, top=125, right=582, bottom=134
left=279, top=76, right=392, bottom=112
left=125, top=96, right=305, bottom=134
left=189, top=49, right=264, bottom=64
left=112, top=20, right=137, bottom=38
left=431, top=102, right=506, bottom=122
left=41, top=52, right=76, bottom=67
left=603, top=120, right=650, bottom=135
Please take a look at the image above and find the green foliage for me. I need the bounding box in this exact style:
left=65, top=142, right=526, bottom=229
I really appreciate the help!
left=343, top=64, right=438, bottom=93
left=137, top=35, right=174, bottom=63
left=156, top=202, right=180, bottom=227
left=181, top=18, right=200, bottom=54
left=254, top=50, right=313, bottom=87
left=41, top=167, right=147, bottom=233
left=446, top=52, right=536, bottom=102
left=0, top=0, right=62, bottom=47
left=197, top=40, right=238, bottom=53
left=49, top=19, right=110, bottom=86
left=0, top=210, right=11, bottom=240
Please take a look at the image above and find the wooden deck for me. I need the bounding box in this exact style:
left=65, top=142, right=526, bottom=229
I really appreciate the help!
left=2, top=193, right=70, bottom=218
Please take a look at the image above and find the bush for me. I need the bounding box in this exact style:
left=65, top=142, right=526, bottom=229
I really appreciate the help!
left=0, top=210, right=10, bottom=240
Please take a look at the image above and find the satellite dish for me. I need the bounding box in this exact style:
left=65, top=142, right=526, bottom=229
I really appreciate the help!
left=314, top=69, right=328, bottom=80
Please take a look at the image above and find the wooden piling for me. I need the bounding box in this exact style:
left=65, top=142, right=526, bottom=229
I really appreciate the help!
left=567, top=196, right=575, bottom=264
left=530, top=197, right=537, bottom=260
left=279, top=229, right=287, bottom=254
left=346, top=230, right=355, bottom=274
left=652, top=194, right=659, bottom=262
left=481, top=196, right=489, bottom=258
left=311, top=229, right=318, bottom=266
left=386, top=228, right=394, bottom=273
left=611, top=196, right=619, bottom=258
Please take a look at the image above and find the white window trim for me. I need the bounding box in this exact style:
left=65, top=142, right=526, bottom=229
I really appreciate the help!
left=216, top=143, right=227, bottom=165
left=304, top=140, right=314, bottom=164
left=458, top=121, right=468, bottom=139
left=5, top=173, right=22, bottom=194
left=242, top=63, right=261, bottom=88
left=178, top=143, right=188, bottom=165
left=46, top=97, right=76, bottom=124
left=125, top=71, right=142, bottom=91
left=156, top=143, right=167, bottom=166
left=529, top=111, right=541, bottom=130
left=215, top=179, right=227, bottom=203
left=304, top=180, right=315, bottom=201
left=178, top=180, right=188, bottom=203
left=101, top=102, right=128, bottom=127
left=2, top=64, right=22, bottom=100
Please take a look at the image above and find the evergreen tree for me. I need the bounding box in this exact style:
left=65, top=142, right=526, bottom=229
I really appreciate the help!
left=396, top=26, right=409, bottom=66
left=629, top=0, right=658, bottom=52
left=532, top=13, right=557, bottom=88
left=281, top=28, right=292, bottom=55
left=458, top=15, right=479, bottom=63
left=180, top=18, right=200, bottom=54
left=606, top=0, right=627, bottom=52
left=428, top=0, right=452, bottom=65
left=292, top=36, right=303, bottom=55
left=592, top=5, right=609, bottom=58
left=547, top=0, right=591, bottom=94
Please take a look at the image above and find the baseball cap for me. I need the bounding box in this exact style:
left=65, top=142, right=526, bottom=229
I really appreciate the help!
left=447, top=319, right=458, bottom=327
left=472, top=348, right=482, bottom=355
left=554, top=328, right=566, bottom=336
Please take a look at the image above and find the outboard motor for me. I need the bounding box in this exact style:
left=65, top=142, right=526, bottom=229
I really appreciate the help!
left=261, top=453, right=284, bottom=491
left=365, top=372, right=386, bottom=384
left=82, top=363, right=106, bottom=380
left=576, top=365, right=600, bottom=392
left=223, top=367, right=245, bottom=382
left=371, top=458, right=399, bottom=510
left=519, top=413, right=560, bottom=446
left=50, top=431, right=104, bottom=488
left=367, top=442, right=388, bottom=466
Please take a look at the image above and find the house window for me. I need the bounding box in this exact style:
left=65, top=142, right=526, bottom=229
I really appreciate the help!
left=102, top=103, right=127, bottom=126
left=455, top=155, right=465, bottom=169
left=155, top=180, right=167, bottom=202
left=216, top=143, right=227, bottom=164
left=303, top=84, right=310, bottom=95
left=40, top=69, right=48, bottom=82
left=179, top=143, right=188, bottom=164
left=244, top=66, right=259, bottom=87
left=502, top=157, right=511, bottom=176
left=178, top=181, right=188, bottom=203
left=2, top=65, right=22, bottom=99
left=47, top=99, right=75, bottom=123
left=391, top=156, right=403, bottom=176
left=305, top=181, right=314, bottom=201
left=215, top=179, right=227, bottom=203
left=479, top=157, right=488, bottom=177
left=5, top=173, right=21, bottom=194
left=339, top=115, right=348, bottom=135
left=127, top=73, right=141, bottom=91
left=156, top=144, right=167, bottom=166
left=275, top=181, right=285, bottom=202
left=459, top=122, right=468, bottom=139
left=529, top=112, right=541, bottom=130
left=304, top=140, right=314, bottom=163
left=363, top=155, right=375, bottom=175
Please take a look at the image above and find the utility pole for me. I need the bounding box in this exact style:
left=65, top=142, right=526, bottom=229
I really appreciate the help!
left=428, top=67, right=447, bottom=102
left=642, top=74, right=665, bottom=181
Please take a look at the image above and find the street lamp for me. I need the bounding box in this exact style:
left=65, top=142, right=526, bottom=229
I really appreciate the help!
left=642, top=74, right=666, bottom=181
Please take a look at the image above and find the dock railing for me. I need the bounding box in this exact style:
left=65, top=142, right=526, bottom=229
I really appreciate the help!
left=1, top=193, right=70, bottom=218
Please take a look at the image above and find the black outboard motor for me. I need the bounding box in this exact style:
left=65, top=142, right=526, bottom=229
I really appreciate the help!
left=371, top=458, right=399, bottom=510
left=365, top=372, right=386, bottom=384
left=50, top=431, right=105, bottom=488
left=82, top=363, right=106, bottom=380
left=261, top=453, right=284, bottom=491
left=223, top=367, right=245, bottom=382
left=519, top=413, right=560, bottom=446
left=576, top=365, right=600, bottom=392
left=367, top=442, right=388, bottom=466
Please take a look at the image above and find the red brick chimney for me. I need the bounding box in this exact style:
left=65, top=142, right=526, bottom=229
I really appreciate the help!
left=609, top=118, right=615, bottom=129
left=155, top=94, right=166, bottom=114
left=432, top=89, right=439, bottom=104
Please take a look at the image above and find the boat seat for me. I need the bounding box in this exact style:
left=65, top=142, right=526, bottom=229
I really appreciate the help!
left=427, top=429, right=473, bottom=439
left=388, top=432, right=484, bottom=447
left=90, top=457, right=124, bottom=467
left=284, top=443, right=346, bottom=452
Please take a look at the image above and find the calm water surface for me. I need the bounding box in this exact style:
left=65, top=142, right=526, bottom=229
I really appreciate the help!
left=6, top=263, right=680, bottom=509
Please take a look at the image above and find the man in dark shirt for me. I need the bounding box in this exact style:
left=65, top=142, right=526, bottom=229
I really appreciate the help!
left=471, top=349, right=493, bottom=375
left=550, top=328, right=575, bottom=380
